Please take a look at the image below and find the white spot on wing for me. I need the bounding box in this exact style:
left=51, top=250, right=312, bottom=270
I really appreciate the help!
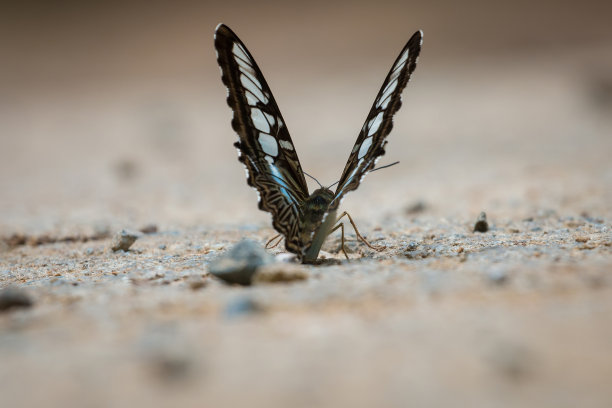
left=279, top=140, right=293, bottom=150
left=235, top=56, right=251, bottom=71
left=258, top=133, right=278, bottom=156
left=250, top=107, right=270, bottom=132
left=367, top=111, right=384, bottom=136
left=358, top=136, right=373, bottom=159
left=389, top=67, right=401, bottom=83
left=239, top=66, right=260, bottom=90
left=232, top=43, right=249, bottom=62
left=241, top=75, right=268, bottom=103
left=245, top=91, right=258, bottom=105
left=264, top=112, right=276, bottom=126
left=396, top=49, right=409, bottom=69
left=379, top=95, right=391, bottom=109
left=237, top=43, right=249, bottom=56
left=377, top=79, right=397, bottom=108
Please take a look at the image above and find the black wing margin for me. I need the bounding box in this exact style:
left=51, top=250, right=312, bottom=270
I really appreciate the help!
left=330, top=30, right=423, bottom=210
left=214, top=24, right=309, bottom=255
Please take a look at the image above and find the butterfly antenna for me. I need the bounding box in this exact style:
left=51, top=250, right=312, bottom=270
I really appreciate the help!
left=303, top=171, right=324, bottom=189
left=370, top=161, right=400, bottom=173
left=327, top=180, right=340, bottom=189
left=327, top=161, right=400, bottom=190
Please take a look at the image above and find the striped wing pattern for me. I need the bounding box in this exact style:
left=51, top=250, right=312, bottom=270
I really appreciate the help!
left=214, top=24, right=309, bottom=255
left=330, top=30, right=423, bottom=210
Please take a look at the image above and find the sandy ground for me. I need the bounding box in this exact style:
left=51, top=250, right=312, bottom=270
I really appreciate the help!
left=1, top=1, right=612, bottom=407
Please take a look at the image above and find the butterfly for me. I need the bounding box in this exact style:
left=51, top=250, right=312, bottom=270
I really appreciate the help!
left=214, top=24, right=422, bottom=263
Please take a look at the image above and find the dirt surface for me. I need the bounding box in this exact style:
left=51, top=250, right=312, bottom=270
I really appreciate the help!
left=1, top=1, right=612, bottom=407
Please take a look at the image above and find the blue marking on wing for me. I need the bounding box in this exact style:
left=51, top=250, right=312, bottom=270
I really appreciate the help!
left=268, top=164, right=295, bottom=204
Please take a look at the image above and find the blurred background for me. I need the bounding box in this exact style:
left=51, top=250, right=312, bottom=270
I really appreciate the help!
left=1, top=0, right=611, bottom=234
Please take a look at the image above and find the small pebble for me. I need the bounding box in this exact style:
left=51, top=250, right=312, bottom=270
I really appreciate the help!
left=140, top=224, right=158, bottom=234
left=405, top=200, right=427, bottom=214
left=0, top=288, right=33, bottom=312
left=474, top=212, right=489, bottom=233
left=405, top=249, right=430, bottom=260
left=152, top=354, right=191, bottom=382
left=158, top=244, right=167, bottom=250
left=487, top=267, right=509, bottom=285
left=224, top=297, right=263, bottom=318
left=187, top=275, right=207, bottom=290
left=110, top=229, right=140, bottom=252
left=209, top=239, right=275, bottom=285
left=404, top=241, right=419, bottom=251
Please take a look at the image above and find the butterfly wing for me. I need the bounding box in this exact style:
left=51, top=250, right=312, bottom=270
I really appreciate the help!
left=214, top=24, right=310, bottom=255
left=330, top=31, right=423, bottom=210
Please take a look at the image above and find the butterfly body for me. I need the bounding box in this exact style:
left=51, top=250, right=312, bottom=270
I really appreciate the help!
left=214, top=24, right=422, bottom=262
left=299, top=188, right=337, bottom=263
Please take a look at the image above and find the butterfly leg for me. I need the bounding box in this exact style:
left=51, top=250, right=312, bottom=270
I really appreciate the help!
left=328, top=222, right=350, bottom=260
left=265, top=234, right=283, bottom=249
left=335, top=211, right=384, bottom=251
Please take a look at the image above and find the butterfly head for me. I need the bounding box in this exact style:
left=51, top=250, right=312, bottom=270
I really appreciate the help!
left=300, top=187, right=334, bottom=225
left=305, top=188, right=334, bottom=211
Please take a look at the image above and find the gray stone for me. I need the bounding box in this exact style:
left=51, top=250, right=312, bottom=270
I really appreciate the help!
left=209, top=239, right=275, bottom=285
left=223, top=297, right=263, bottom=318
left=404, top=241, right=419, bottom=251
left=110, top=229, right=140, bottom=252
left=474, top=212, right=489, bottom=233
